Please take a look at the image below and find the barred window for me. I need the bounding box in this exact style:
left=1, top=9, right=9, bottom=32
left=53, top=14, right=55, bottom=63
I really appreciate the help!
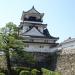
left=44, top=40, right=48, bottom=43
left=39, top=45, right=44, bottom=48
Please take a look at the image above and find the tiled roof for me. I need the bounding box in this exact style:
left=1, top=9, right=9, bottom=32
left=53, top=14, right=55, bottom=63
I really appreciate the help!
left=61, top=37, right=75, bottom=44
left=43, top=29, right=59, bottom=39
left=21, top=6, right=44, bottom=20
left=21, top=27, right=59, bottom=40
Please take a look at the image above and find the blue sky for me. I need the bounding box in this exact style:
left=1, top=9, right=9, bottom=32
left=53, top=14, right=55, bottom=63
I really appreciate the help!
left=0, top=0, right=75, bottom=42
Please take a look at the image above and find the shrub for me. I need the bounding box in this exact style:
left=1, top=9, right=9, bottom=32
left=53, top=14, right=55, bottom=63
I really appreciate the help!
left=54, top=71, right=61, bottom=75
left=19, top=70, right=30, bottom=75
left=14, top=67, right=30, bottom=75
left=0, top=73, right=5, bottom=75
left=31, top=69, right=40, bottom=75
left=41, top=68, right=61, bottom=75
left=41, top=68, right=52, bottom=75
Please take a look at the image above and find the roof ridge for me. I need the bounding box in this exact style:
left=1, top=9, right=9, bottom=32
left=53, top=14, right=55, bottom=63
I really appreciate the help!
left=25, top=6, right=40, bottom=14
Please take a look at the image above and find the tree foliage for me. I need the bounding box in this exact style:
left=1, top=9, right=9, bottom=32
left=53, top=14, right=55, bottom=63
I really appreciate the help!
left=0, top=22, right=34, bottom=75
left=0, top=22, right=24, bottom=75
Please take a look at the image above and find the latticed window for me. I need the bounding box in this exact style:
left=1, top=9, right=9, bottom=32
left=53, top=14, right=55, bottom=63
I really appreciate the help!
left=44, top=40, right=48, bottom=43
left=39, top=45, right=44, bottom=48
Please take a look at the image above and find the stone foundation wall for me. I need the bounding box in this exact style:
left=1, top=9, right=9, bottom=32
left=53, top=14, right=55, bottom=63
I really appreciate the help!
left=0, top=55, right=7, bottom=69
left=56, top=53, right=75, bottom=75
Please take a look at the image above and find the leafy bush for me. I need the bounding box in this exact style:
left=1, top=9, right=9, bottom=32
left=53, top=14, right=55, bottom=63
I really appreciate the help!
left=41, top=68, right=61, bottom=75
left=14, top=67, right=30, bottom=75
left=54, top=71, right=61, bottom=75
left=31, top=69, right=40, bottom=75
left=19, top=70, right=30, bottom=75
left=41, top=68, right=52, bottom=75
left=0, top=73, right=5, bottom=75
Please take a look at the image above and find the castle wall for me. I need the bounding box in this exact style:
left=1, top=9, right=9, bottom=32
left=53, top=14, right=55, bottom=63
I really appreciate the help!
left=0, top=55, right=7, bottom=69
left=56, top=51, right=75, bottom=75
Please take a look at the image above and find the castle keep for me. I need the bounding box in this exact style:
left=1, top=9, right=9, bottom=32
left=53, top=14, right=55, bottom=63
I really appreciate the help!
left=19, top=6, right=59, bottom=66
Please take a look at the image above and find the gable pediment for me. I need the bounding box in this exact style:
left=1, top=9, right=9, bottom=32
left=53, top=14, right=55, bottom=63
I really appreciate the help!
left=22, top=27, right=44, bottom=36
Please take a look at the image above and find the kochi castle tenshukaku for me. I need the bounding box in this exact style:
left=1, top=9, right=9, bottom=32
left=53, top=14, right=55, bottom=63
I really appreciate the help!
left=19, top=6, right=59, bottom=53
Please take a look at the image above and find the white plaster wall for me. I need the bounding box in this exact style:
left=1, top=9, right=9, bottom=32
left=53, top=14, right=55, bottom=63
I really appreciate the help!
left=22, top=25, right=29, bottom=33
left=38, top=26, right=43, bottom=33
left=20, top=22, right=32, bottom=34
left=23, top=43, right=56, bottom=53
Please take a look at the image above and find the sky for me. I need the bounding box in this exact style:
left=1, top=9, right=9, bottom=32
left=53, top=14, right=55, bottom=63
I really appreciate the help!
left=0, top=0, right=75, bottom=42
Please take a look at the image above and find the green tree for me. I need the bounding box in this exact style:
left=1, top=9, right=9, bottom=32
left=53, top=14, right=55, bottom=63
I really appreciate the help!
left=0, top=22, right=34, bottom=75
